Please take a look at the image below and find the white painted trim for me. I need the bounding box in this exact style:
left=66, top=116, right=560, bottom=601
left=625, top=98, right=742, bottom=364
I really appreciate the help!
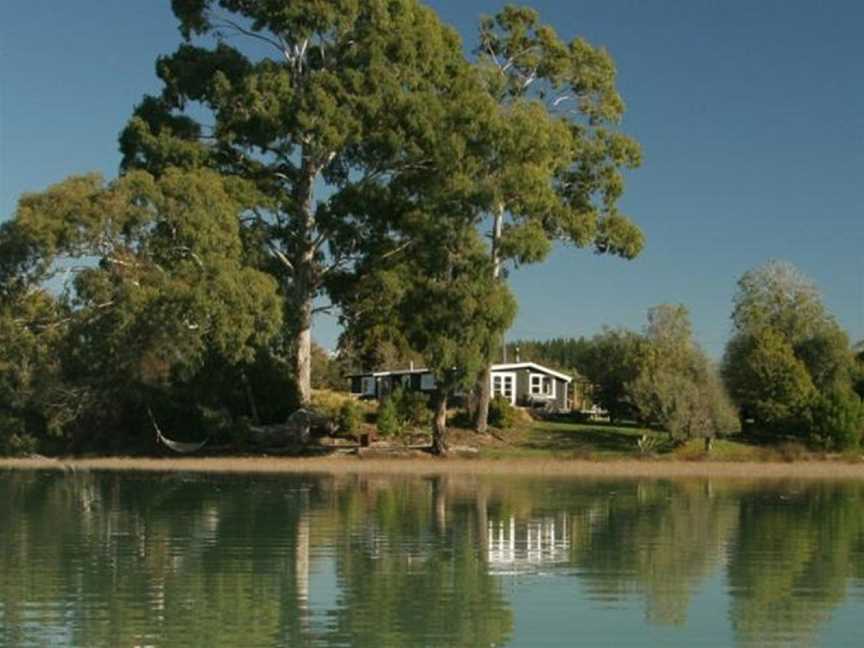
left=490, top=371, right=517, bottom=406
left=492, top=362, right=572, bottom=383
left=529, top=372, right=556, bottom=399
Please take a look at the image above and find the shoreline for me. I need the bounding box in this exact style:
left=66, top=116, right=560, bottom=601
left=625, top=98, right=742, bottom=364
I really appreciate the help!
left=3, top=455, right=864, bottom=480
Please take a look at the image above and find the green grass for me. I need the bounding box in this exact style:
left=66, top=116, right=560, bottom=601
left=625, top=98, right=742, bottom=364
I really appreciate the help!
left=480, top=417, right=764, bottom=461
left=481, top=419, right=654, bottom=460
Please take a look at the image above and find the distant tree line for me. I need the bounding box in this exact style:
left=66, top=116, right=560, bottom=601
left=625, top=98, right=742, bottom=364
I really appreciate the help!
left=509, top=261, right=864, bottom=451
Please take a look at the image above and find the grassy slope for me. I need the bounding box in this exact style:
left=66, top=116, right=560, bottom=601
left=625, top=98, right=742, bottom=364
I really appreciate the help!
left=477, top=418, right=796, bottom=462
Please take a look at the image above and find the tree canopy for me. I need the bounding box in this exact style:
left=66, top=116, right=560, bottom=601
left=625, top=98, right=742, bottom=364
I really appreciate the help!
left=468, top=5, right=644, bottom=432
left=121, top=0, right=495, bottom=405
left=723, top=260, right=861, bottom=448
left=1, top=169, right=284, bottom=452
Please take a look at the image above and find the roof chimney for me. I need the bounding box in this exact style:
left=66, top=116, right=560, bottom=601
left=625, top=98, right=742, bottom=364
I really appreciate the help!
left=515, top=346, right=521, bottom=363
left=409, top=360, right=414, bottom=371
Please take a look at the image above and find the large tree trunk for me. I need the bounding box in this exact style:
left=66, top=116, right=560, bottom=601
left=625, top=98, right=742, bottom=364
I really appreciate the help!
left=294, top=295, right=313, bottom=406
left=473, top=205, right=505, bottom=434
left=291, top=156, right=319, bottom=408
left=431, top=390, right=449, bottom=456
left=474, top=365, right=492, bottom=433
left=241, top=370, right=260, bottom=425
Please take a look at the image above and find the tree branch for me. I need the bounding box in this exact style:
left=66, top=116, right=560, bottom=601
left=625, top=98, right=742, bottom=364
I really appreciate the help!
left=378, top=239, right=414, bottom=263
left=267, top=242, right=295, bottom=274
left=212, top=16, right=287, bottom=57
left=312, top=303, right=335, bottom=315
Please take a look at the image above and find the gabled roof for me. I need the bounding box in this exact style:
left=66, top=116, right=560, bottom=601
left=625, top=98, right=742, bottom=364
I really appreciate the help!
left=351, top=362, right=573, bottom=383
left=491, top=362, right=573, bottom=383
left=348, top=368, right=430, bottom=378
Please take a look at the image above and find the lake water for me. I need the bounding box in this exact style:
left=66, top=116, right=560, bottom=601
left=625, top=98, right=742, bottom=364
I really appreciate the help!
left=1, top=470, right=863, bottom=647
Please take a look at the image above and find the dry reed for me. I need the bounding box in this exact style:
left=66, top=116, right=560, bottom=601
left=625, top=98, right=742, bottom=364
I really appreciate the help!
left=2, top=455, right=864, bottom=480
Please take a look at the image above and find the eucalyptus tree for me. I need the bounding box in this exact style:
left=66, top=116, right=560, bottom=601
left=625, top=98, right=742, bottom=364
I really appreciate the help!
left=470, top=6, right=645, bottom=432
left=0, top=221, right=67, bottom=453
left=120, top=0, right=483, bottom=405
left=341, top=224, right=515, bottom=455
left=400, top=235, right=516, bottom=454
left=2, top=169, right=282, bottom=448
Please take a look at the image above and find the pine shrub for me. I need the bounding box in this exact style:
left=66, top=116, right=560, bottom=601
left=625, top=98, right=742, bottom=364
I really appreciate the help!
left=488, top=396, right=516, bottom=429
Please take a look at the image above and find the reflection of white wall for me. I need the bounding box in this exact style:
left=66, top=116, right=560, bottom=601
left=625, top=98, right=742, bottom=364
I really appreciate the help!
left=487, top=514, right=571, bottom=571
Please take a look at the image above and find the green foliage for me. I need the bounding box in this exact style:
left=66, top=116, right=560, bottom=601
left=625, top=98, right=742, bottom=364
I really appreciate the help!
left=629, top=368, right=740, bottom=441
left=393, top=389, right=431, bottom=429
left=724, top=327, right=816, bottom=430
left=400, top=247, right=517, bottom=398
left=574, top=327, right=644, bottom=421
left=1, top=168, right=287, bottom=451
left=376, top=393, right=403, bottom=438
left=505, top=337, right=590, bottom=373
left=0, top=414, right=38, bottom=456
left=474, top=6, right=644, bottom=263
left=807, top=387, right=863, bottom=451
left=627, top=305, right=740, bottom=440
left=310, top=342, right=347, bottom=391
left=122, top=0, right=493, bottom=404
left=337, top=400, right=362, bottom=438
left=375, top=387, right=430, bottom=438
left=723, top=261, right=857, bottom=443
left=488, top=395, right=516, bottom=429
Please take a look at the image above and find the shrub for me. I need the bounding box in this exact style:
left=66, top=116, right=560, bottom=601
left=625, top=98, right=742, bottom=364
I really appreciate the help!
left=376, top=393, right=403, bottom=437
left=338, top=400, right=362, bottom=437
left=0, top=414, right=38, bottom=456
left=488, top=395, right=516, bottom=429
left=395, top=389, right=431, bottom=428
left=375, top=387, right=431, bottom=438
left=808, top=387, right=863, bottom=451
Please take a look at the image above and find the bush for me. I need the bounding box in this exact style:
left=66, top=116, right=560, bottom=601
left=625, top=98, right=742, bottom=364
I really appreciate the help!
left=338, top=400, right=362, bottom=437
left=488, top=395, right=516, bottom=429
left=808, top=387, right=863, bottom=451
left=395, top=389, right=431, bottom=428
left=0, top=414, right=38, bottom=456
left=376, top=393, right=403, bottom=437
left=375, top=387, right=432, bottom=437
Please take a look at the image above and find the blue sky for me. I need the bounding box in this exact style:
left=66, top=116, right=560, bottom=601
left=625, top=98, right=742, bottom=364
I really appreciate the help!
left=2, top=1, right=863, bottom=357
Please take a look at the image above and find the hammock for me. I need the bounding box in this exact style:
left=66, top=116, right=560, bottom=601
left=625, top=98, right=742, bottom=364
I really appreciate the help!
left=148, top=408, right=209, bottom=454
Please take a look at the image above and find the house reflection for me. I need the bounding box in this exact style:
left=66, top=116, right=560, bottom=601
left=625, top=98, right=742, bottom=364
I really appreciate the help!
left=487, top=514, right=571, bottom=573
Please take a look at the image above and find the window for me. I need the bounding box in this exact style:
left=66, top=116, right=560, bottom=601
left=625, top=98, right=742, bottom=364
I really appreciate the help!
left=492, top=373, right=515, bottom=403
left=530, top=374, right=554, bottom=397
left=420, top=373, right=436, bottom=390
left=361, top=377, right=376, bottom=396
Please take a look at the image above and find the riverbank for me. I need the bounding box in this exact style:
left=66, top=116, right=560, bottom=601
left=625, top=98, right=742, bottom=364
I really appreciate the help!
left=3, top=455, right=864, bottom=480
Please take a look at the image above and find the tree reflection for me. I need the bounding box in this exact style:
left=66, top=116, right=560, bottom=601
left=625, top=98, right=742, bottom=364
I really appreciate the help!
left=727, top=482, right=864, bottom=646
left=323, top=475, right=513, bottom=647
left=527, top=478, right=740, bottom=626
left=2, top=470, right=863, bottom=647
left=0, top=471, right=513, bottom=648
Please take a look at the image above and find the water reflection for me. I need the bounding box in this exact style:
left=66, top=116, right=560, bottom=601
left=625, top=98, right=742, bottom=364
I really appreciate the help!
left=1, top=471, right=862, bottom=647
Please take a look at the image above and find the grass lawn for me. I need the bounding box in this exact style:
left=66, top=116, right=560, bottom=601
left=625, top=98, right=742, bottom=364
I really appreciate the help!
left=479, top=417, right=771, bottom=461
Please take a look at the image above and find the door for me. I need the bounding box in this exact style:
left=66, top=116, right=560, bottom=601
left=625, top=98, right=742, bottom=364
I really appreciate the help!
left=491, top=372, right=517, bottom=405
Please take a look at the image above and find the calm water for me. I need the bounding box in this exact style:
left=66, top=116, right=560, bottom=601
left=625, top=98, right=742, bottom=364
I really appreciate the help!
left=2, top=471, right=863, bottom=647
